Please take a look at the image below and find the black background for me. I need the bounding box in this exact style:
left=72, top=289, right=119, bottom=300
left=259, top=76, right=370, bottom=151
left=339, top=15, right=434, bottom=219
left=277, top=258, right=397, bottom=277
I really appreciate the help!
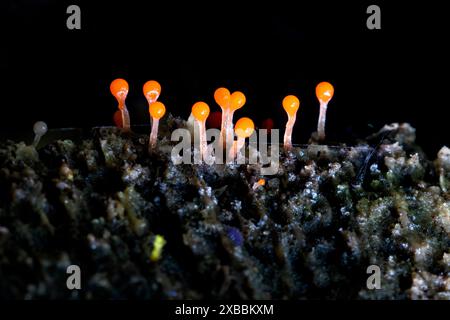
left=0, top=300, right=443, bottom=319
left=1, top=1, right=449, bottom=156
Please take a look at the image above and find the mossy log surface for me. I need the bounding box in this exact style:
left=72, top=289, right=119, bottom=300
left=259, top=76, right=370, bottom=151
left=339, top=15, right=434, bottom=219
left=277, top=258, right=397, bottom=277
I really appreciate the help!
left=0, top=118, right=449, bottom=299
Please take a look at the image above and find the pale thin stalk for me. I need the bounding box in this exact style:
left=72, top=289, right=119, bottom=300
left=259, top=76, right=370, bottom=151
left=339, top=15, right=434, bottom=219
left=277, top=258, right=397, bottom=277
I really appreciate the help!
left=283, top=114, right=296, bottom=151
left=120, top=101, right=131, bottom=131
left=225, top=110, right=236, bottom=161
left=149, top=118, right=159, bottom=151
left=235, top=138, right=245, bottom=162
left=32, top=135, right=42, bottom=148
left=197, top=120, right=207, bottom=162
left=220, top=108, right=227, bottom=146
left=317, top=102, right=327, bottom=141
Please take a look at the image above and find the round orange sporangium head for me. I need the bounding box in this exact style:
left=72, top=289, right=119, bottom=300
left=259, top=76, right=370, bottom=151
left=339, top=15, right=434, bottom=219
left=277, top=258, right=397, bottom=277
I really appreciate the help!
left=192, top=102, right=210, bottom=122
left=235, top=117, right=254, bottom=138
left=149, top=101, right=166, bottom=120
left=316, top=82, right=334, bottom=104
left=282, top=95, right=300, bottom=116
left=143, top=80, right=162, bottom=104
left=230, top=91, right=246, bottom=111
left=110, top=78, right=129, bottom=102
left=214, top=87, right=231, bottom=109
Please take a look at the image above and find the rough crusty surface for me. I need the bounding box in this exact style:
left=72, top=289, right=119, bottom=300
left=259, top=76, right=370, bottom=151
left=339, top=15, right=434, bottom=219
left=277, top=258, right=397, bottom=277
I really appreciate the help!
left=0, top=118, right=449, bottom=299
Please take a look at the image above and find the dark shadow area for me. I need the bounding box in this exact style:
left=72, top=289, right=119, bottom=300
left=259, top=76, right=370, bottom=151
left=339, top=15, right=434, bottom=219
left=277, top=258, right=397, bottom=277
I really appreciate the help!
left=1, top=1, right=449, bottom=156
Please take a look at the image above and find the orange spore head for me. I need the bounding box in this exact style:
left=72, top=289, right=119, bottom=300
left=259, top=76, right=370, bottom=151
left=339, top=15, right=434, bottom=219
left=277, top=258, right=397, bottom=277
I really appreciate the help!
left=230, top=91, right=246, bottom=111
left=192, top=102, right=210, bottom=122
left=257, top=178, right=266, bottom=186
left=149, top=101, right=166, bottom=120
left=316, top=82, right=334, bottom=104
left=143, top=80, right=162, bottom=104
left=282, top=95, right=300, bottom=117
left=214, top=87, right=231, bottom=109
left=235, top=117, right=254, bottom=138
left=110, top=78, right=129, bottom=101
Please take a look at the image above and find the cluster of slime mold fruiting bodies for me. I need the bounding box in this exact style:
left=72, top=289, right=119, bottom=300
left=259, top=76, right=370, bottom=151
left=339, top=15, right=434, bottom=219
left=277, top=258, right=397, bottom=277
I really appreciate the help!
left=109, top=78, right=336, bottom=156
left=3, top=75, right=450, bottom=299
left=214, top=88, right=246, bottom=158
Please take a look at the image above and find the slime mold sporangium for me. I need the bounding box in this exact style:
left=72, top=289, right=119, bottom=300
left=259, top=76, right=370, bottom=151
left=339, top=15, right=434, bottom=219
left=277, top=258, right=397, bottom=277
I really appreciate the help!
left=110, top=79, right=131, bottom=131
left=143, top=80, right=164, bottom=152
left=191, top=101, right=210, bottom=162
left=316, top=82, right=334, bottom=141
left=232, top=117, right=255, bottom=160
left=0, top=80, right=449, bottom=300
left=282, top=95, right=300, bottom=151
left=148, top=101, right=166, bottom=151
